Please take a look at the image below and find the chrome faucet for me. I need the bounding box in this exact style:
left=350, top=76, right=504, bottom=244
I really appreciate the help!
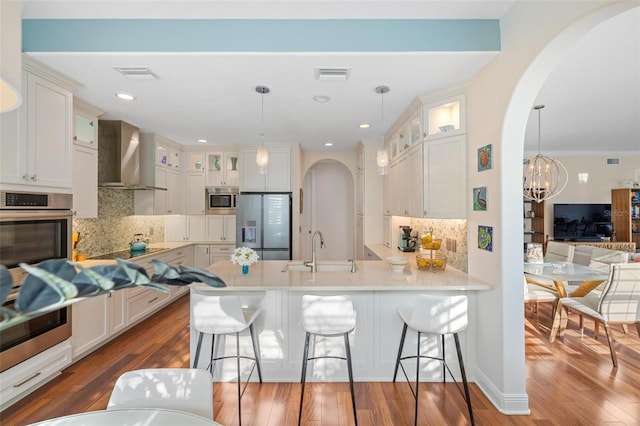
left=305, top=231, right=325, bottom=273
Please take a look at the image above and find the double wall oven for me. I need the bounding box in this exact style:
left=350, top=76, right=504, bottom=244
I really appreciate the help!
left=0, top=191, right=73, bottom=372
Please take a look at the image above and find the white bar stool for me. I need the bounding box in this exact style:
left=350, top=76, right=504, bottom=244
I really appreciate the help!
left=392, top=294, right=474, bottom=425
left=299, top=294, right=358, bottom=426
left=107, top=368, right=214, bottom=420
left=191, top=293, right=263, bottom=426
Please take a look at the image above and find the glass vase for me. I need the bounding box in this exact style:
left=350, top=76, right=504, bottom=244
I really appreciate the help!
left=242, top=264, right=249, bottom=275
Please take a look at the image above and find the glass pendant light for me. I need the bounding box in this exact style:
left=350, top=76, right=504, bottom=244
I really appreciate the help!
left=523, top=105, right=568, bottom=203
left=255, top=85, right=270, bottom=174
left=375, top=85, right=390, bottom=175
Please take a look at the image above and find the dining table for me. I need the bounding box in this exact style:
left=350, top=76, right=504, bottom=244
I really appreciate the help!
left=524, top=261, right=610, bottom=341
left=523, top=261, right=609, bottom=298
left=27, top=408, right=222, bottom=426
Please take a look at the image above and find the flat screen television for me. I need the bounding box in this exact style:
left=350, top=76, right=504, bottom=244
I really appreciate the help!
left=553, top=203, right=613, bottom=241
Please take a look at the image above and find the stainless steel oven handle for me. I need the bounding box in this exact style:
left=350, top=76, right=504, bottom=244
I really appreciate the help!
left=13, top=372, right=42, bottom=388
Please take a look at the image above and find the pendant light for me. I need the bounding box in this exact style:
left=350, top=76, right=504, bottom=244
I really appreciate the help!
left=255, top=85, right=270, bottom=174
left=523, top=105, right=568, bottom=203
left=375, top=85, right=390, bottom=175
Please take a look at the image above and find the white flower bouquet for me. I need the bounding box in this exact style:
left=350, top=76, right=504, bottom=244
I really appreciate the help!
left=231, top=246, right=259, bottom=266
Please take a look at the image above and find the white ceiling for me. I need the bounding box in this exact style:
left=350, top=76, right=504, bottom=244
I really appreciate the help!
left=21, top=1, right=640, bottom=154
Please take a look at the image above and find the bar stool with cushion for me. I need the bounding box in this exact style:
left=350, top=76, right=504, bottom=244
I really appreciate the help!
left=107, top=368, right=214, bottom=420
left=393, top=294, right=474, bottom=426
left=299, top=294, right=358, bottom=426
left=191, top=293, right=263, bottom=426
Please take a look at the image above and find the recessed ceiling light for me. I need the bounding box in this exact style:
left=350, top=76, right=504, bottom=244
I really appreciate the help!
left=359, top=123, right=370, bottom=129
left=115, top=93, right=135, bottom=101
left=313, top=95, right=331, bottom=103
left=324, top=142, right=334, bottom=147
left=198, top=139, right=207, bottom=143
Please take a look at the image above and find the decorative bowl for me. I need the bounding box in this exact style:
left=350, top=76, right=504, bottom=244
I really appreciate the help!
left=386, top=256, right=407, bottom=272
left=439, top=124, right=455, bottom=132
left=416, top=254, right=447, bottom=271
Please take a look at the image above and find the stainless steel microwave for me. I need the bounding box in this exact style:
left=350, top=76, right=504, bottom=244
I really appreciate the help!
left=206, top=187, right=238, bottom=215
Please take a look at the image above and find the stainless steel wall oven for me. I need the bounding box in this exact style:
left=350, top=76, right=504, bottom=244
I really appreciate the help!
left=0, top=191, right=73, bottom=372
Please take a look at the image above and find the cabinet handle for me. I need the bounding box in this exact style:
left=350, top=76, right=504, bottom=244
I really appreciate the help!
left=14, top=372, right=41, bottom=388
left=30, top=174, right=37, bottom=181
left=148, top=297, right=158, bottom=304
left=22, top=174, right=28, bottom=182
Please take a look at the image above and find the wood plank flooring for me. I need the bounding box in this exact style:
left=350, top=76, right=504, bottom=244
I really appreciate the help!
left=1, top=296, right=639, bottom=425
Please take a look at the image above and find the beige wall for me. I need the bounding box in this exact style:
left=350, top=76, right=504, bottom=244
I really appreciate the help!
left=465, top=0, right=638, bottom=414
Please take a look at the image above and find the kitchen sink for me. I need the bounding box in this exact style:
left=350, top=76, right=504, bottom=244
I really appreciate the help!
left=282, top=261, right=355, bottom=272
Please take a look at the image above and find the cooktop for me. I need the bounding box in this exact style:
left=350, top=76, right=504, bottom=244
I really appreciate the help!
left=90, top=247, right=168, bottom=260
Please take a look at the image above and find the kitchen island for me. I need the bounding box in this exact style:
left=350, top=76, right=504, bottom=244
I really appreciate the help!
left=190, top=247, right=492, bottom=383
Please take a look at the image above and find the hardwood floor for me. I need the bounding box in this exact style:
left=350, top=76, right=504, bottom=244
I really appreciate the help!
left=1, top=296, right=639, bottom=425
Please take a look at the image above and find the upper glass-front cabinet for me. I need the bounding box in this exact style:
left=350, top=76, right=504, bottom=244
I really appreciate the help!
left=74, top=115, right=95, bottom=147
left=423, top=94, right=466, bottom=140
left=187, top=152, right=205, bottom=172
left=206, top=152, right=239, bottom=187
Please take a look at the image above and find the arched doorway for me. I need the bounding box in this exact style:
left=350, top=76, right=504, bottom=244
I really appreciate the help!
left=301, top=160, right=354, bottom=261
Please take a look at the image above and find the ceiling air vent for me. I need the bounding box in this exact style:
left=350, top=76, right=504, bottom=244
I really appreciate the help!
left=113, top=67, right=159, bottom=80
left=607, top=158, right=620, bottom=165
left=315, top=67, right=351, bottom=80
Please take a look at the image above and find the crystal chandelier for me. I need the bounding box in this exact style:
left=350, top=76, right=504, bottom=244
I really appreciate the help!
left=375, top=85, right=390, bottom=175
left=255, top=85, right=270, bottom=174
left=523, top=105, right=568, bottom=203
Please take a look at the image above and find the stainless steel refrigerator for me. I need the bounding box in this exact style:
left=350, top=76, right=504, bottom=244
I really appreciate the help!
left=236, top=193, right=292, bottom=260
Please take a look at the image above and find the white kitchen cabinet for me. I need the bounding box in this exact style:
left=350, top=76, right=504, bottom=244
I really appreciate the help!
left=0, top=57, right=76, bottom=192
left=194, top=244, right=235, bottom=268
left=421, top=93, right=466, bottom=141
left=127, top=247, right=191, bottom=323
left=151, top=167, right=181, bottom=215
left=0, top=340, right=72, bottom=411
left=126, top=287, right=172, bottom=325
left=206, top=215, right=236, bottom=242
left=355, top=214, right=364, bottom=260
left=71, top=144, right=98, bottom=218
left=389, top=155, right=410, bottom=216
left=194, top=245, right=211, bottom=269
left=71, top=294, right=109, bottom=358
left=71, top=99, right=102, bottom=218
left=382, top=215, right=391, bottom=247
left=388, top=143, right=422, bottom=218
left=186, top=171, right=206, bottom=215
left=240, top=147, right=290, bottom=192
left=71, top=288, right=126, bottom=359
left=165, top=215, right=206, bottom=242
left=206, top=152, right=240, bottom=187
left=156, top=143, right=181, bottom=170
left=136, top=133, right=184, bottom=215
left=186, top=152, right=205, bottom=172
left=355, top=141, right=383, bottom=251
left=408, top=144, right=424, bottom=217
left=422, top=135, right=467, bottom=218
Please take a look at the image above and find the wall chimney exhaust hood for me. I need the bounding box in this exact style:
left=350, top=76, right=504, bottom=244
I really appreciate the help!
left=98, top=120, right=166, bottom=191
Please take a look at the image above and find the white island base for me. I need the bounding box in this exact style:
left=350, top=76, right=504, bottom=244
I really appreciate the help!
left=189, top=258, right=491, bottom=383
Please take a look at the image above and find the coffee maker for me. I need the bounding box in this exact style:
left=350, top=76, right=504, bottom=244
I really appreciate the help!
left=398, top=226, right=417, bottom=252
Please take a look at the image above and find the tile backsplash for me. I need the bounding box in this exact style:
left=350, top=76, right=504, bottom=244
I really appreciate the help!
left=73, top=189, right=164, bottom=257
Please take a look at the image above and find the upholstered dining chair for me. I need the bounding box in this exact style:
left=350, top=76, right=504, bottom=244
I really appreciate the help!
left=544, top=241, right=575, bottom=263
left=550, top=263, right=640, bottom=368
left=523, top=276, right=558, bottom=317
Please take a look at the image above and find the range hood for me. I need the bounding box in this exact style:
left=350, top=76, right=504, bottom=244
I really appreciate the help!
left=98, top=120, right=166, bottom=190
